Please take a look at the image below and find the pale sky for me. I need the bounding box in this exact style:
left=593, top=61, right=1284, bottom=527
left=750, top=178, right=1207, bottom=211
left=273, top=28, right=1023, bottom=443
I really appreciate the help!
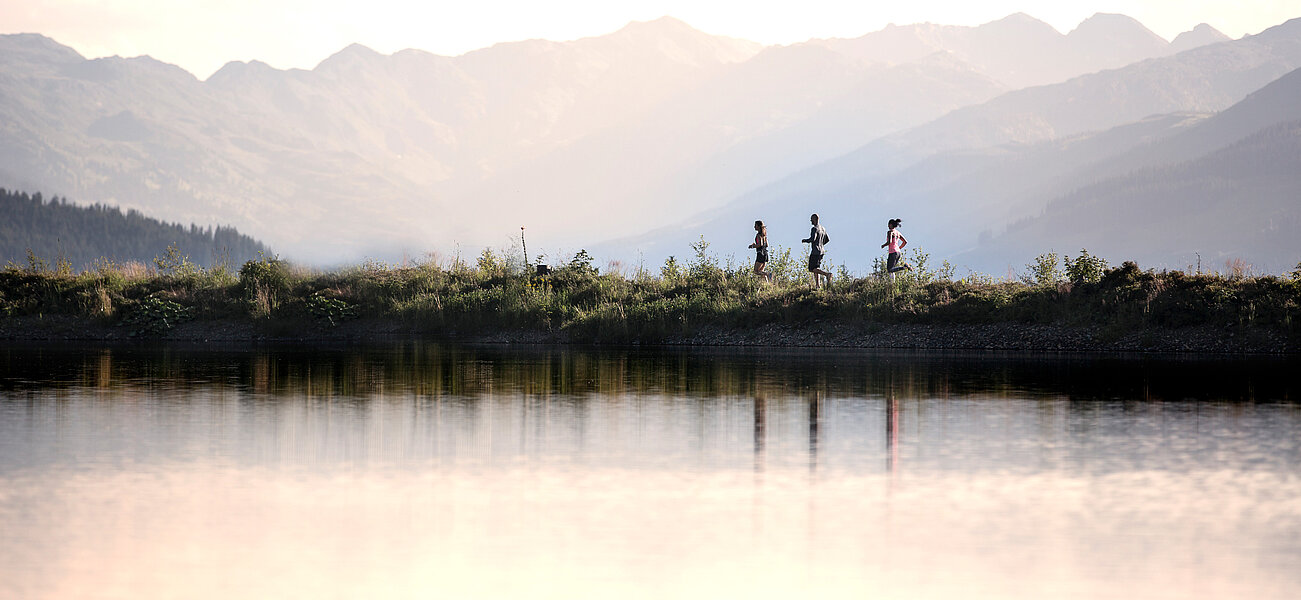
left=3, top=0, right=1298, bottom=79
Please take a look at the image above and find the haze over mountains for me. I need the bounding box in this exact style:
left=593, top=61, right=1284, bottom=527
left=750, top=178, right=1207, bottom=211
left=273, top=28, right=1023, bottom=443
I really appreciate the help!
left=608, top=15, right=1301, bottom=273
left=2, top=12, right=1298, bottom=274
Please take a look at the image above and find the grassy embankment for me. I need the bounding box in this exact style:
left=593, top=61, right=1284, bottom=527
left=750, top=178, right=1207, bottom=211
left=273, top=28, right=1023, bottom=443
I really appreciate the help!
left=2, top=244, right=1299, bottom=343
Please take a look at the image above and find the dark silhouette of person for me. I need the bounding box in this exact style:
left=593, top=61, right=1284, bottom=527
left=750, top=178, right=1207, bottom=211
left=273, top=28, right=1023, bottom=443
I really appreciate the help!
left=749, top=220, right=773, bottom=282
left=802, top=213, right=832, bottom=288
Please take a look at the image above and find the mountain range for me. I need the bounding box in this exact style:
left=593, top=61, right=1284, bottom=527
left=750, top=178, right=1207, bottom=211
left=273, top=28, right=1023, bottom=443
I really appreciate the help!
left=611, top=16, right=1301, bottom=274
left=1, top=12, right=1296, bottom=275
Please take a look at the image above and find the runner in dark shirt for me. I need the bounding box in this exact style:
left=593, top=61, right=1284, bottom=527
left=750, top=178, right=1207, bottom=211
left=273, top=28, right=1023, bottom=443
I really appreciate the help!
left=749, top=220, right=773, bottom=283
left=802, top=213, right=832, bottom=289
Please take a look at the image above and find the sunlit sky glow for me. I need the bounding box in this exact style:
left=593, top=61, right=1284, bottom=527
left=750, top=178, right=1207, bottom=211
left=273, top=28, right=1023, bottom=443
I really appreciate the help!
left=2, top=1, right=1298, bottom=79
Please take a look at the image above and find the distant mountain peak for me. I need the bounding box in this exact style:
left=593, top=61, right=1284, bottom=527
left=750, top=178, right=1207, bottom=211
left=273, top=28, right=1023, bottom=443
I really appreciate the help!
left=978, top=12, right=1062, bottom=37
left=315, top=43, right=384, bottom=72
left=609, top=15, right=709, bottom=43
left=612, top=15, right=759, bottom=45
left=1171, top=23, right=1231, bottom=53
left=207, top=59, right=281, bottom=85
left=337, top=42, right=382, bottom=58
left=0, top=33, right=85, bottom=67
left=1077, top=12, right=1143, bottom=25
left=1065, top=12, right=1168, bottom=59
left=602, top=15, right=761, bottom=63
left=1069, top=13, right=1158, bottom=37
left=617, top=15, right=695, bottom=34
left=992, top=12, right=1051, bottom=26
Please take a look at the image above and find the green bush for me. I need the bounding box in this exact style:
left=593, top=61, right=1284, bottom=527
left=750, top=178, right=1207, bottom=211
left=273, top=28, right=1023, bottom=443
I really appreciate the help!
left=121, top=294, right=191, bottom=337
left=305, top=292, right=357, bottom=327
left=1023, top=251, right=1062, bottom=287
left=154, top=243, right=198, bottom=278
left=1065, top=249, right=1108, bottom=284
left=239, top=254, right=291, bottom=318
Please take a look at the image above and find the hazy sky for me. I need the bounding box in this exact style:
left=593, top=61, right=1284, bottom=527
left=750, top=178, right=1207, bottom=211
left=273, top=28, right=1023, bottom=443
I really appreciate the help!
left=3, top=0, right=1298, bottom=79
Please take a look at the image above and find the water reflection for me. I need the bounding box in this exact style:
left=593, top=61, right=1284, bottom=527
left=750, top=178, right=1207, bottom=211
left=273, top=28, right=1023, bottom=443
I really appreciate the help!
left=1, top=342, right=1299, bottom=599
left=753, top=395, right=765, bottom=473
left=808, top=391, right=820, bottom=474
left=887, top=387, right=899, bottom=477
left=2, top=341, right=1296, bottom=401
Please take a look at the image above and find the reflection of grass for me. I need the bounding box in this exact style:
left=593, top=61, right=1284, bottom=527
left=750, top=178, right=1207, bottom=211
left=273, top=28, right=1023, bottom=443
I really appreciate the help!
left=2, top=250, right=1299, bottom=342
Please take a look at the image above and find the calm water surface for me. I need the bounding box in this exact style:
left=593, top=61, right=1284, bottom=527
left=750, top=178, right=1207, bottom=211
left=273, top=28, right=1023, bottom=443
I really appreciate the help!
left=1, top=343, right=1298, bottom=599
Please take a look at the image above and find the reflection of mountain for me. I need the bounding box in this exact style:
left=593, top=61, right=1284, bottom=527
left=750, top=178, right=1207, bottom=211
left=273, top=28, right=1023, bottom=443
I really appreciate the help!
left=0, top=14, right=1232, bottom=264
left=626, top=18, right=1301, bottom=273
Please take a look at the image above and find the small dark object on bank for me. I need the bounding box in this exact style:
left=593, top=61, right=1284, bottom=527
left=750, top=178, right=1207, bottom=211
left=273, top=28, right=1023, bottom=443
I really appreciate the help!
left=536, top=265, right=551, bottom=276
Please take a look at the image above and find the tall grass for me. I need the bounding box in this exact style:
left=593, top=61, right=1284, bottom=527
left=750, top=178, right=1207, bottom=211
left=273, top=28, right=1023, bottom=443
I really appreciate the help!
left=3, top=245, right=1299, bottom=341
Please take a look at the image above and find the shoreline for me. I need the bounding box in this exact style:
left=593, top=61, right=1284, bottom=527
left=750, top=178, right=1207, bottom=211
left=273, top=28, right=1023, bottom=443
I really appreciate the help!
left=2, top=315, right=1293, bottom=355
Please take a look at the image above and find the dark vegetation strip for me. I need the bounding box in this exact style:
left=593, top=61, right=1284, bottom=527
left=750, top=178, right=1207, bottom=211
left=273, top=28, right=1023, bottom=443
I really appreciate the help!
left=2, top=245, right=1299, bottom=346
left=0, top=188, right=270, bottom=269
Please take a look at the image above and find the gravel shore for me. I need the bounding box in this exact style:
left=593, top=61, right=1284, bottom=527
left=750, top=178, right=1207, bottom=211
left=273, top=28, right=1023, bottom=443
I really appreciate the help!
left=1, top=315, right=1293, bottom=354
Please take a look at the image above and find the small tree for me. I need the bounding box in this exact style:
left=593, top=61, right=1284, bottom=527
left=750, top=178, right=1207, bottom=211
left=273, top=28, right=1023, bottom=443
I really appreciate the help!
left=661, top=255, right=682, bottom=281
left=767, top=246, right=797, bottom=283
left=154, top=243, right=197, bottom=278
left=1023, top=251, right=1062, bottom=286
left=24, top=249, right=49, bottom=275
left=477, top=248, right=502, bottom=275
left=936, top=259, right=956, bottom=282
left=566, top=249, right=597, bottom=276
left=688, top=235, right=721, bottom=277
left=1064, top=249, right=1108, bottom=284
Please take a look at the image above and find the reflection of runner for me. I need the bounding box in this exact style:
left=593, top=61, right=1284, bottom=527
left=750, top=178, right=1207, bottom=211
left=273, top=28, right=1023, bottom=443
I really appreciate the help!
left=881, top=218, right=913, bottom=276
left=748, top=220, right=773, bottom=282
left=802, top=213, right=832, bottom=289
left=808, top=391, right=821, bottom=474
left=886, top=388, right=899, bottom=476
left=753, top=396, right=766, bottom=474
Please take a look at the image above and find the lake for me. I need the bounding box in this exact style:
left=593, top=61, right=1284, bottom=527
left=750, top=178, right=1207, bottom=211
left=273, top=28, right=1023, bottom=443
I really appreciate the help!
left=1, top=342, right=1298, bottom=599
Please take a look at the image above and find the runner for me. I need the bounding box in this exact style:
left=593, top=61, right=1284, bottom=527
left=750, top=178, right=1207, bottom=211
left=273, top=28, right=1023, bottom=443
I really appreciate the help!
left=802, top=213, right=832, bottom=289
left=881, top=218, right=912, bottom=276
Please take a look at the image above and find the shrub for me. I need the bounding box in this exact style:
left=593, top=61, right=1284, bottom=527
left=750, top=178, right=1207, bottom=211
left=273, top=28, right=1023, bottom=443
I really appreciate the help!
left=239, top=253, right=291, bottom=317
left=767, top=246, right=799, bottom=283
left=565, top=249, right=598, bottom=276
left=1023, top=251, right=1062, bottom=287
left=661, top=255, right=683, bottom=282
left=154, top=243, right=198, bottom=278
left=688, top=235, right=723, bottom=281
left=121, top=294, right=191, bottom=337
left=305, top=292, right=357, bottom=327
left=1065, top=249, right=1108, bottom=284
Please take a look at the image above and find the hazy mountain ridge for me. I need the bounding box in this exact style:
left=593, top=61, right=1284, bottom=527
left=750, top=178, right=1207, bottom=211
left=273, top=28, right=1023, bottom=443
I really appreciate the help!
left=808, top=13, right=1217, bottom=89
left=0, top=14, right=1289, bottom=268
left=1171, top=24, right=1232, bottom=53
left=455, top=42, right=1009, bottom=238
left=984, top=120, right=1301, bottom=273
left=615, top=18, right=1301, bottom=274
left=1, top=18, right=763, bottom=258
left=968, top=69, right=1301, bottom=271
